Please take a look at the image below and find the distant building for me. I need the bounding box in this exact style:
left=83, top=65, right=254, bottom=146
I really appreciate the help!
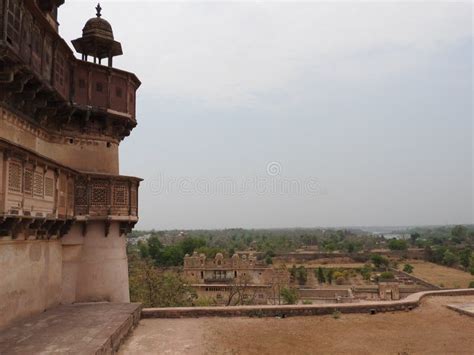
left=183, top=252, right=283, bottom=305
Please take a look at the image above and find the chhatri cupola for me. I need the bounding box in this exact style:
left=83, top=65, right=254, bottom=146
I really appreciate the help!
left=72, top=3, right=122, bottom=67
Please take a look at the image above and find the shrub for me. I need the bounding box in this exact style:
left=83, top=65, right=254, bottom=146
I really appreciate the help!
left=360, top=264, right=372, bottom=280
left=379, top=271, right=395, bottom=281
left=194, top=296, right=216, bottom=307
left=302, top=300, right=312, bottom=305
left=335, top=276, right=345, bottom=285
left=317, top=267, right=326, bottom=284
left=469, top=281, right=474, bottom=288
left=442, top=250, right=459, bottom=266
left=332, top=310, right=341, bottom=319
left=388, top=239, right=408, bottom=251
left=265, top=255, right=273, bottom=265
left=371, top=254, right=389, bottom=269
left=403, top=264, right=414, bottom=274
left=280, top=287, right=299, bottom=305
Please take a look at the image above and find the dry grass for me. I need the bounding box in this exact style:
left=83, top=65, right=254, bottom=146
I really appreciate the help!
left=120, top=295, right=474, bottom=355
left=401, top=260, right=474, bottom=288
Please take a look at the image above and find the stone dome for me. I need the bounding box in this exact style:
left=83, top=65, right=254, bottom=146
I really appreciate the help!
left=82, top=16, right=114, bottom=41
left=72, top=3, right=123, bottom=64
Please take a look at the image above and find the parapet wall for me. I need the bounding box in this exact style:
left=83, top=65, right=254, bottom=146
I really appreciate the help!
left=142, top=289, right=474, bottom=319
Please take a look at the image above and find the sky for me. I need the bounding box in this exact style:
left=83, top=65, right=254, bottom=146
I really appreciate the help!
left=60, top=1, right=473, bottom=230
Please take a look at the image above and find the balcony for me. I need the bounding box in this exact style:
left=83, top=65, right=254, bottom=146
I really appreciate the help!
left=0, top=140, right=141, bottom=239
left=0, top=0, right=140, bottom=136
left=74, top=173, right=141, bottom=222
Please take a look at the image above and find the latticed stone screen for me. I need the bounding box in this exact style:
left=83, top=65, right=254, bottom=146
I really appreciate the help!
left=24, top=168, right=33, bottom=194
left=45, top=177, right=54, bottom=197
left=67, top=179, right=74, bottom=211
left=113, top=182, right=129, bottom=206
left=33, top=172, right=44, bottom=197
left=8, top=161, right=22, bottom=192
left=91, top=180, right=109, bottom=206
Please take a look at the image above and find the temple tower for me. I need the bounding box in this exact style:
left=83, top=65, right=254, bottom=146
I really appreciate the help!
left=0, top=0, right=141, bottom=329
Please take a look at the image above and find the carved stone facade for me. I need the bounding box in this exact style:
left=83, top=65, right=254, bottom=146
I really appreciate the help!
left=0, top=0, right=141, bottom=330
left=183, top=252, right=277, bottom=305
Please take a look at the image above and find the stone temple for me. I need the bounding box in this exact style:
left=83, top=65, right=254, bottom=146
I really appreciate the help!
left=0, top=0, right=140, bottom=330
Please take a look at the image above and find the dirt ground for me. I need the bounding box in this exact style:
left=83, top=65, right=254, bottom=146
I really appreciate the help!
left=119, top=295, right=474, bottom=355
left=401, top=260, right=473, bottom=288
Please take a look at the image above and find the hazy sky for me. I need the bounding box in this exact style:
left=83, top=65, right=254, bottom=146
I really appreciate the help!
left=60, top=1, right=473, bottom=230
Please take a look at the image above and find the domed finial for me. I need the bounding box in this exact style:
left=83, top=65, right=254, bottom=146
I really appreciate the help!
left=96, top=3, right=102, bottom=18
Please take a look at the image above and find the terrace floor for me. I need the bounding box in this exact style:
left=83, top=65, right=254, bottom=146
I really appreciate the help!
left=119, top=295, right=474, bottom=355
left=0, top=303, right=141, bottom=354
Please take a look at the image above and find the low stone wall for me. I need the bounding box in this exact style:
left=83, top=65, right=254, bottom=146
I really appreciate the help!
left=142, top=289, right=474, bottom=319
left=391, top=268, right=440, bottom=290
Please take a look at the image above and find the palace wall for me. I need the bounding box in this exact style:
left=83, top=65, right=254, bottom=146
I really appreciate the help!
left=0, top=240, right=62, bottom=330
left=68, top=221, right=130, bottom=303
left=0, top=108, right=119, bottom=174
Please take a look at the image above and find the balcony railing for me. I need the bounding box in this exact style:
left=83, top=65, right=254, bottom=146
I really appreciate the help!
left=0, top=141, right=141, bottom=224
left=74, top=173, right=140, bottom=221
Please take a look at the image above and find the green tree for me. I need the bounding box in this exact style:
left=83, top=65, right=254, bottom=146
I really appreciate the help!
left=442, top=250, right=459, bottom=267
left=317, top=267, right=326, bottom=284
left=459, top=249, right=472, bottom=269
left=148, top=236, right=163, bottom=260
left=379, top=271, right=395, bottom=281
left=280, top=287, right=299, bottom=304
left=388, top=239, right=408, bottom=251
left=326, top=269, right=334, bottom=284
left=403, top=264, right=414, bottom=273
left=371, top=254, right=389, bottom=269
left=469, top=281, right=474, bottom=288
left=180, top=237, right=206, bottom=255
left=296, top=266, right=308, bottom=285
left=451, top=225, right=468, bottom=238
left=410, top=232, right=421, bottom=246
left=360, top=264, right=372, bottom=280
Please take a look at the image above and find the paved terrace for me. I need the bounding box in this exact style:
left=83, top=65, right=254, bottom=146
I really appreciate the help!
left=121, top=294, right=474, bottom=355
left=0, top=303, right=141, bottom=354
left=0, top=290, right=473, bottom=354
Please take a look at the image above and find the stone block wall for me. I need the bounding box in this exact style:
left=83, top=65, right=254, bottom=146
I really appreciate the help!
left=0, top=240, right=62, bottom=330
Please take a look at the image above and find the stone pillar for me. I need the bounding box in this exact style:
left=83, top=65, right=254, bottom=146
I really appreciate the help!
left=61, top=221, right=129, bottom=303
left=61, top=224, right=84, bottom=304
left=74, top=221, right=130, bottom=302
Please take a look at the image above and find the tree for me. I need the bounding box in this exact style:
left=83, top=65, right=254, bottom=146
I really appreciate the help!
left=403, top=264, right=414, bottom=273
left=388, top=239, right=408, bottom=251
left=360, top=264, right=372, bottom=280
left=226, top=274, right=257, bottom=306
left=410, top=232, right=421, bottom=246
left=317, top=267, right=326, bottom=284
left=280, top=287, right=299, bottom=304
left=128, top=254, right=196, bottom=307
left=326, top=269, right=334, bottom=284
left=469, top=281, right=474, bottom=289
left=371, top=254, right=389, bottom=269
left=269, top=265, right=290, bottom=305
left=265, top=255, right=273, bottom=265
left=154, top=272, right=197, bottom=307
left=459, top=249, right=472, bottom=269
left=442, top=250, right=459, bottom=267
left=379, top=271, right=395, bottom=281
left=296, top=266, right=308, bottom=285
left=452, top=225, right=468, bottom=238
left=147, top=236, right=163, bottom=260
